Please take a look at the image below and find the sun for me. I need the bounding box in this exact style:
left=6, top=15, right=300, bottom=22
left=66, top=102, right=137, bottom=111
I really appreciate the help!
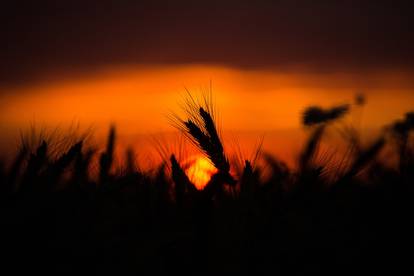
left=186, top=156, right=217, bottom=190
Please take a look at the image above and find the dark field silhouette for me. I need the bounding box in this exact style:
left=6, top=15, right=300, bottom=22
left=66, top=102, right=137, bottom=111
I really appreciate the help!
left=1, top=95, right=414, bottom=275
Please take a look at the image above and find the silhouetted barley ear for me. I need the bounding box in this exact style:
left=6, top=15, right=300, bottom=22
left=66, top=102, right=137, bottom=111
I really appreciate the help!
left=183, top=108, right=233, bottom=185
left=106, top=125, right=116, bottom=155
left=405, top=111, right=414, bottom=129
left=186, top=119, right=224, bottom=169
left=390, top=111, right=414, bottom=149
left=185, top=120, right=212, bottom=155
left=21, top=140, right=48, bottom=191
left=240, top=160, right=255, bottom=196
left=53, top=141, right=83, bottom=169
left=171, top=92, right=235, bottom=186
left=300, top=125, right=325, bottom=171
left=170, top=154, right=191, bottom=185
left=170, top=154, right=195, bottom=206
left=199, top=107, right=223, bottom=153
left=344, top=137, right=385, bottom=179
left=302, top=104, right=349, bottom=126
left=125, top=147, right=136, bottom=174
left=99, top=126, right=116, bottom=183
left=199, top=107, right=231, bottom=172
left=328, top=104, right=349, bottom=120
left=392, top=120, right=409, bottom=137
left=302, top=106, right=326, bottom=126
left=390, top=116, right=412, bottom=172
left=47, top=141, right=83, bottom=186
left=241, top=159, right=253, bottom=179
left=26, top=140, right=48, bottom=171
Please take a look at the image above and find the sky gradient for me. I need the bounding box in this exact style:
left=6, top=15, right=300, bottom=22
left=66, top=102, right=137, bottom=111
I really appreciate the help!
left=1, top=1, right=413, bottom=165
left=1, top=0, right=414, bottom=87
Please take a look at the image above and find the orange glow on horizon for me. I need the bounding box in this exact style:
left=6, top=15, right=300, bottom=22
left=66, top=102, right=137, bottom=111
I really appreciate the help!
left=1, top=65, right=413, bottom=132
left=1, top=64, right=414, bottom=165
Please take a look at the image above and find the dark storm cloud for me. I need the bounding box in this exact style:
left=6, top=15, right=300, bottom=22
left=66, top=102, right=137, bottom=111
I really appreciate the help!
left=1, top=0, right=414, bottom=86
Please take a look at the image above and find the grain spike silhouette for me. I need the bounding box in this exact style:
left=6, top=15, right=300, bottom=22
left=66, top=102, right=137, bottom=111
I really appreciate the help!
left=183, top=107, right=234, bottom=184
left=99, top=125, right=116, bottom=183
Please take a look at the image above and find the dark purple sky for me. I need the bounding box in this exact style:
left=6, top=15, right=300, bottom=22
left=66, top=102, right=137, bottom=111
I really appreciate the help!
left=1, top=0, right=414, bottom=87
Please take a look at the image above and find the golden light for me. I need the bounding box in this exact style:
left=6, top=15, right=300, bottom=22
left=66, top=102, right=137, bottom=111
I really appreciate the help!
left=1, top=65, right=414, bottom=166
left=186, top=156, right=218, bottom=190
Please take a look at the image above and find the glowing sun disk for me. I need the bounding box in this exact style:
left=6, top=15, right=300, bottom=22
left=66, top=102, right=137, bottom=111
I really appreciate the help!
left=186, top=156, right=217, bottom=190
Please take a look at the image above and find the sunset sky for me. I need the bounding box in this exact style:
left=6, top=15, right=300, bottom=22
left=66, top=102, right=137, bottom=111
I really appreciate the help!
left=1, top=1, right=413, bottom=164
